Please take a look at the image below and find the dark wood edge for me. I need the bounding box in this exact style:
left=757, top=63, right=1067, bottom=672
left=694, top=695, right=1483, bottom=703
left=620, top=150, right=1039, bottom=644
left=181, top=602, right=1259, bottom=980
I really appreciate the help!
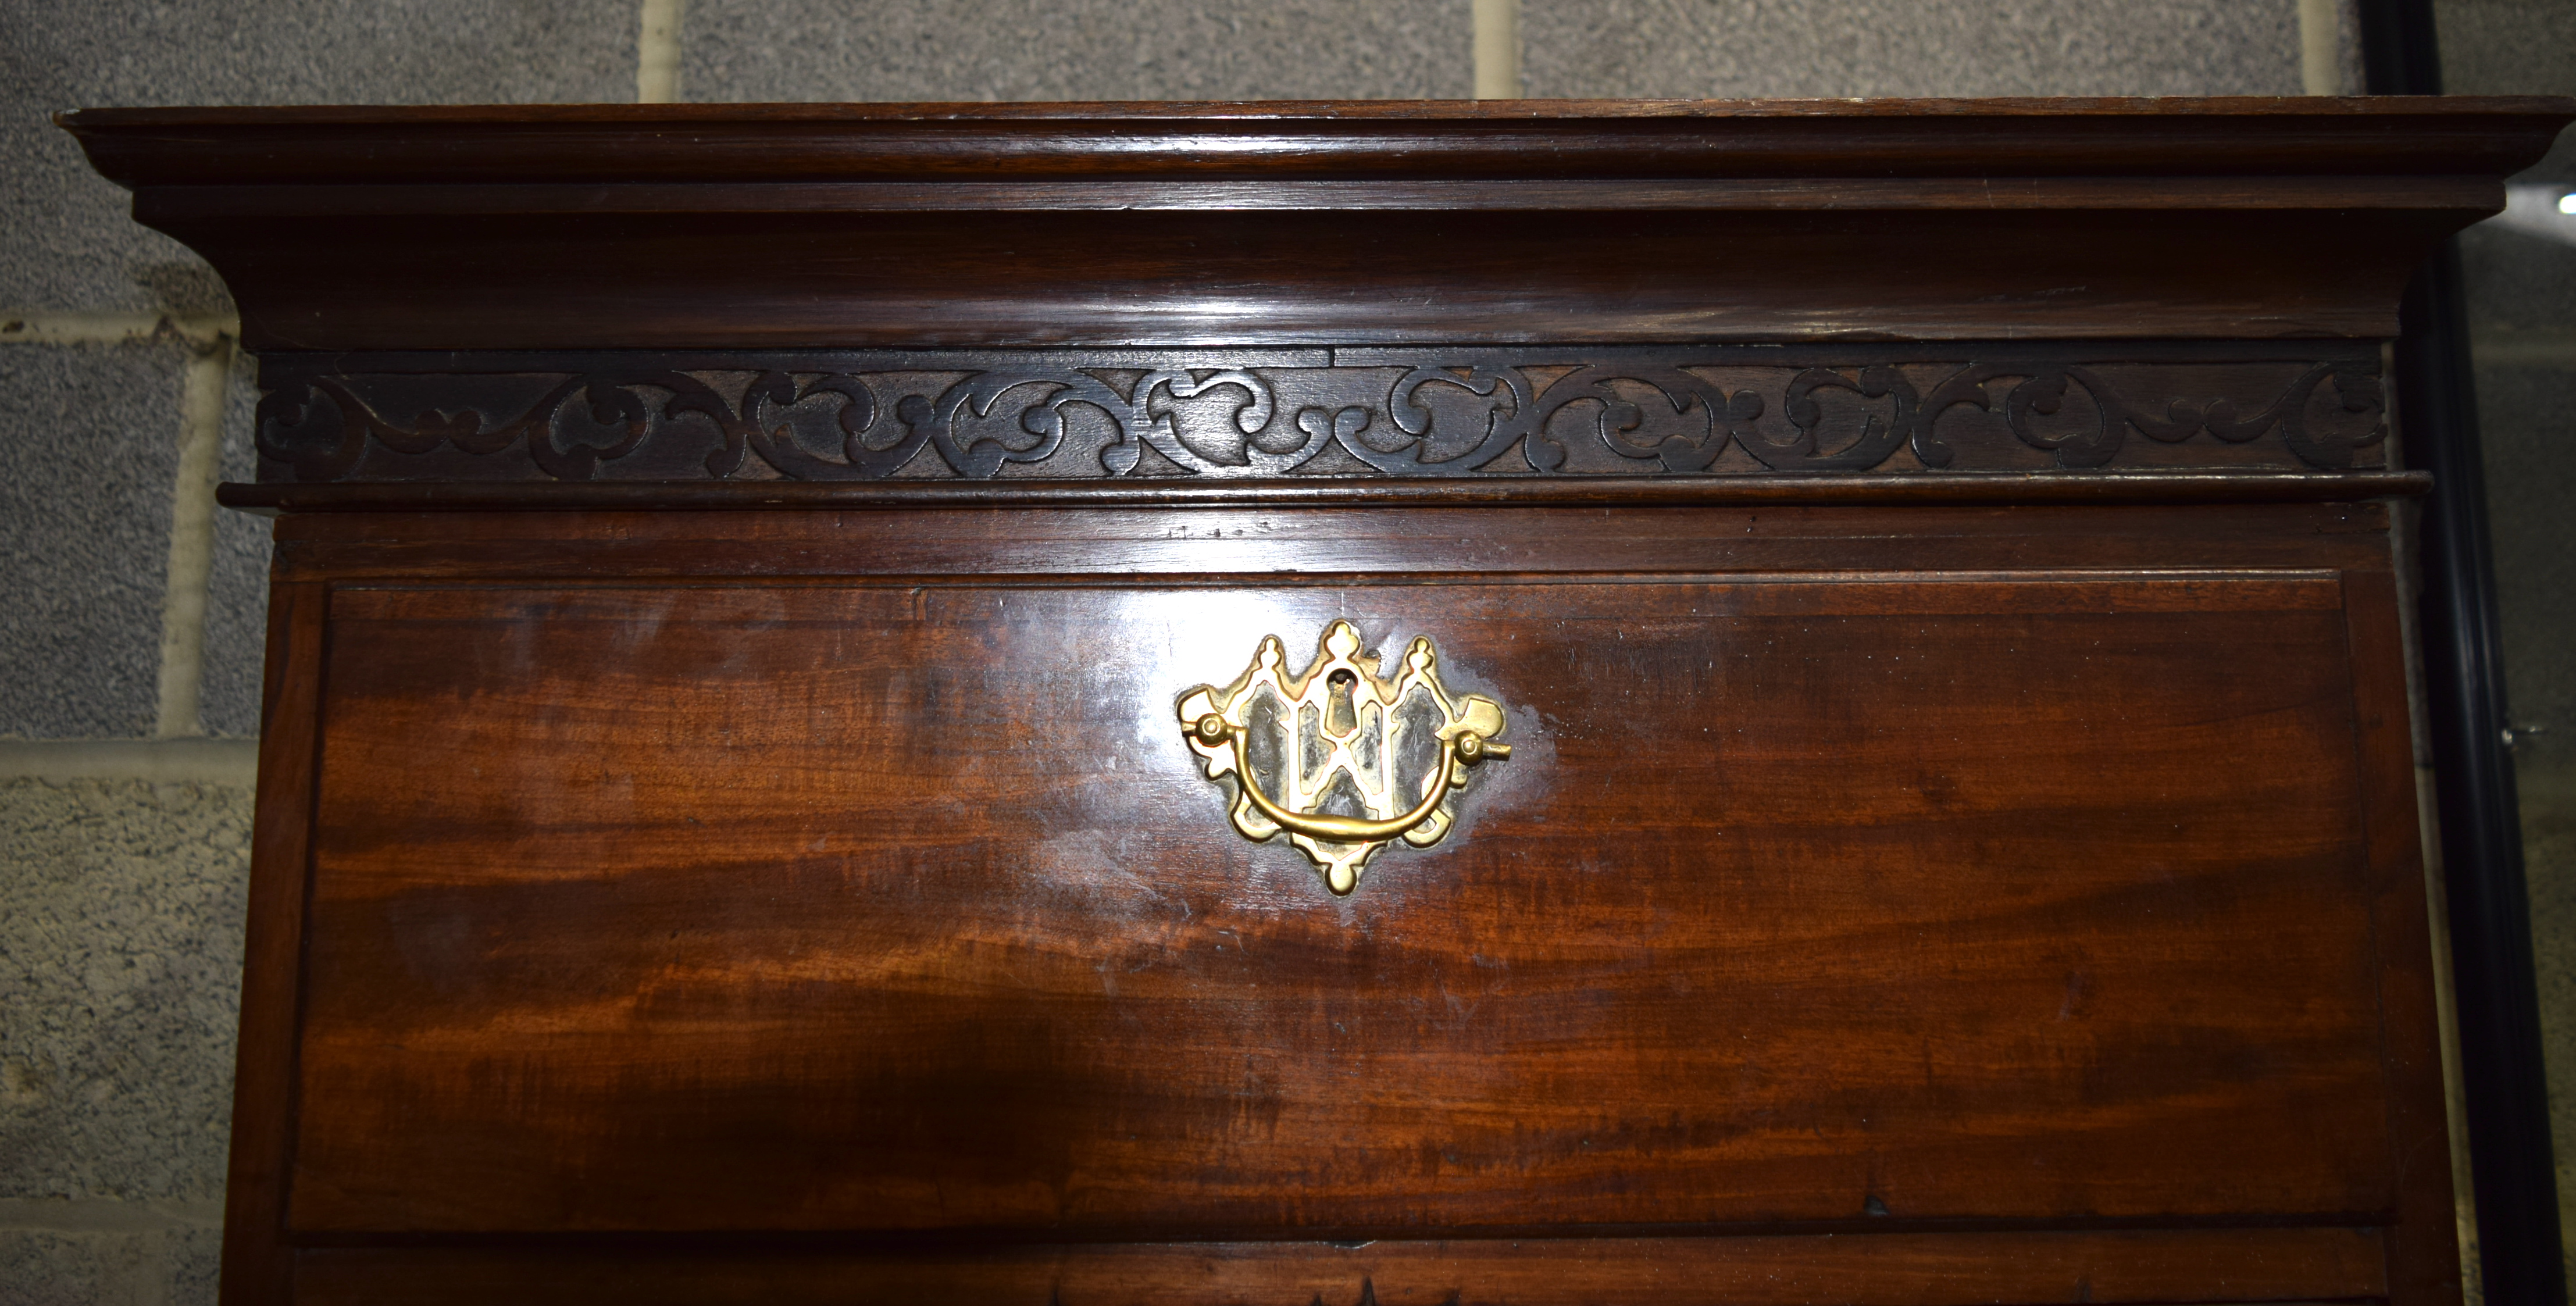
left=270, top=338, right=2392, bottom=371
left=59, top=98, right=2576, bottom=191
left=219, top=580, right=327, bottom=1306
left=58, top=94, right=2576, bottom=125
left=217, top=472, right=2434, bottom=515
left=2343, top=570, right=2467, bottom=1305
left=147, top=175, right=2502, bottom=216
left=274, top=1217, right=2396, bottom=1251
left=259, top=505, right=2396, bottom=585
left=280, top=1226, right=2392, bottom=1305
left=276, top=1204, right=2399, bottom=1247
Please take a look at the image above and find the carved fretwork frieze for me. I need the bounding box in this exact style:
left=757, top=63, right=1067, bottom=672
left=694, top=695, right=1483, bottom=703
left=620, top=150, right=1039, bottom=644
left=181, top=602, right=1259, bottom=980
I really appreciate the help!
left=252, top=345, right=2390, bottom=484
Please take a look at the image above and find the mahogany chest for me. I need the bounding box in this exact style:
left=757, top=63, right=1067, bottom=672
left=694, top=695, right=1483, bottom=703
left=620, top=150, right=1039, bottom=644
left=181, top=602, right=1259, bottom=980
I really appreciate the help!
left=63, top=97, right=2576, bottom=1305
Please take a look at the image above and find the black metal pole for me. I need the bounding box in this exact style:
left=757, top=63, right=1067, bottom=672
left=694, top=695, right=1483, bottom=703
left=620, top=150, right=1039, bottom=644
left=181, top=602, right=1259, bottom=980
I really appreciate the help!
left=2358, top=2, right=2567, bottom=1301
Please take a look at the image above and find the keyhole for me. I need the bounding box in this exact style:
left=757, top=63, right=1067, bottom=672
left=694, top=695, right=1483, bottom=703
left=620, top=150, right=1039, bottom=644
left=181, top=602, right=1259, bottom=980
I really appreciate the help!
left=1326, top=668, right=1358, bottom=734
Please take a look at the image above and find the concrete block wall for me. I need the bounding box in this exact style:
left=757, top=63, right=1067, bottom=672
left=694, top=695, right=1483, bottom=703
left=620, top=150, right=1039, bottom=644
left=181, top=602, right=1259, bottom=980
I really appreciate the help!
left=2, top=5, right=637, bottom=1297
left=0, top=2, right=2370, bottom=1301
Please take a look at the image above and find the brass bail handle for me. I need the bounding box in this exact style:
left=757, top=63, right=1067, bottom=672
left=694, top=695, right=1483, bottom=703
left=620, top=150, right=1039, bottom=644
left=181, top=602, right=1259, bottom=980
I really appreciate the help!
left=1190, top=712, right=1508, bottom=845
left=1176, top=620, right=1513, bottom=895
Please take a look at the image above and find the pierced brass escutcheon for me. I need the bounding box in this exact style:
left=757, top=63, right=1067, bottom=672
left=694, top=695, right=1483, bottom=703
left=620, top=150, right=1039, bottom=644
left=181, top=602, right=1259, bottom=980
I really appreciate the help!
left=1177, top=620, right=1511, bottom=895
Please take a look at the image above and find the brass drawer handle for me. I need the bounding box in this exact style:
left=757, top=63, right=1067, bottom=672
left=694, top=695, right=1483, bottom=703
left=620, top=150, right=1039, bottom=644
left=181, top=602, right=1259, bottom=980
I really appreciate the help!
left=1177, top=621, right=1510, bottom=895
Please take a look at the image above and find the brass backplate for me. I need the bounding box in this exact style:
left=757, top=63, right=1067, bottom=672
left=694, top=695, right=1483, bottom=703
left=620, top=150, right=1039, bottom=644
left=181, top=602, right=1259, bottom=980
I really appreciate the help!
left=1177, top=620, right=1509, bottom=895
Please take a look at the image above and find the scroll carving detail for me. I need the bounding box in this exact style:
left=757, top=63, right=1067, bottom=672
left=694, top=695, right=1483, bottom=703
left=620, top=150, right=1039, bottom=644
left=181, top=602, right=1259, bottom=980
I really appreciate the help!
left=254, top=350, right=2389, bottom=483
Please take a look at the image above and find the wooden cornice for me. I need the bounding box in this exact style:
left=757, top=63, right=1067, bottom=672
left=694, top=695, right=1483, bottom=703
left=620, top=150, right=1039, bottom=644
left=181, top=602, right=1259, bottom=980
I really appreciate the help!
left=59, top=97, right=2576, bottom=184
left=58, top=98, right=2576, bottom=351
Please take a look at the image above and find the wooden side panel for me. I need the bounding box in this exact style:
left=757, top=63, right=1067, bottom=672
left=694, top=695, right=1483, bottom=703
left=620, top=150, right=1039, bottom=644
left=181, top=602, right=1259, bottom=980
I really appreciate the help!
left=218, top=581, right=327, bottom=1306
left=292, top=1228, right=2390, bottom=1306
left=285, top=575, right=2392, bottom=1236
left=2346, top=571, right=2465, bottom=1306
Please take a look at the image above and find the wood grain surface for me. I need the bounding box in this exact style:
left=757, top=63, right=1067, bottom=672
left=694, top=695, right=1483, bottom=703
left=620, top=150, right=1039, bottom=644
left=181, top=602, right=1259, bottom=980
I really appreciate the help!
left=201, top=499, right=2453, bottom=1303
left=291, top=574, right=2386, bottom=1234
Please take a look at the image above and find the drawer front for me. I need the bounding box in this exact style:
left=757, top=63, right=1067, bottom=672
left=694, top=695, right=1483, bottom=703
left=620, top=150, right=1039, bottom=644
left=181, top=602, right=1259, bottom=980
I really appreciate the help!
left=288, top=572, right=2391, bottom=1236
